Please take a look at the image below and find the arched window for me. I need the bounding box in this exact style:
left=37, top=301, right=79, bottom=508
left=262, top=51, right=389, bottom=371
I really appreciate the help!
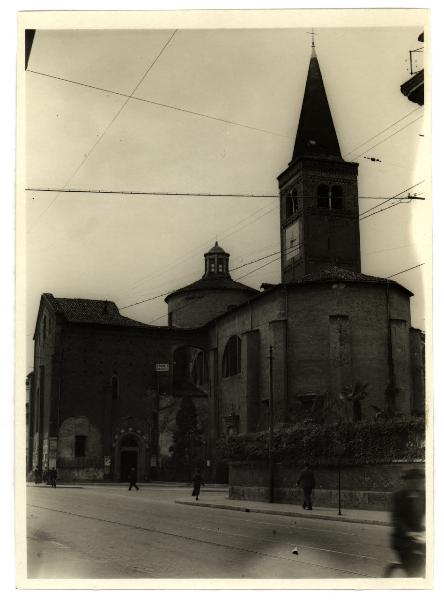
left=317, top=184, right=329, bottom=208
left=331, top=185, right=343, bottom=210
left=285, top=190, right=298, bottom=218
left=192, top=351, right=207, bottom=386
left=222, top=336, right=242, bottom=377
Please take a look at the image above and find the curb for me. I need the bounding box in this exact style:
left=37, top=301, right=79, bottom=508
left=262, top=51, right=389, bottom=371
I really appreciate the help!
left=174, top=500, right=391, bottom=527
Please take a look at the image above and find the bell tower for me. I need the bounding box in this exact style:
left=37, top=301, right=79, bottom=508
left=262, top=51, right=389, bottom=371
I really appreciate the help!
left=278, top=42, right=361, bottom=282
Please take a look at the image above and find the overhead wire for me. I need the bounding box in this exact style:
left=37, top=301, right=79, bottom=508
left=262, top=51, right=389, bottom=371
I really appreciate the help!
left=121, top=179, right=425, bottom=308
left=26, top=186, right=423, bottom=201
left=26, top=68, right=289, bottom=139
left=143, top=240, right=424, bottom=326
left=129, top=200, right=278, bottom=290
left=129, top=188, right=422, bottom=309
left=359, top=181, right=425, bottom=218
left=27, top=29, right=178, bottom=232
left=343, top=107, right=421, bottom=158
left=351, top=116, right=423, bottom=160
left=387, top=263, right=425, bottom=278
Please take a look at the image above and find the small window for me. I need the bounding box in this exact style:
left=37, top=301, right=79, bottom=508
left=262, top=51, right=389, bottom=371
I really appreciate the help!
left=331, top=185, right=343, bottom=210
left=75, top=435, right=87, bottom=458
left=222, top=336, right=242, bottom=377
left=218, top=263, right=223, bottom=273
left=210, top=259, right=215, bottom=273
left=317, top=184, right=329, bottom=208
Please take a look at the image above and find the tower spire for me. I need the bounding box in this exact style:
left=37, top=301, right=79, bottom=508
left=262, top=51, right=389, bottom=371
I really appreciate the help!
left=292, top=38, right=343, bottom=162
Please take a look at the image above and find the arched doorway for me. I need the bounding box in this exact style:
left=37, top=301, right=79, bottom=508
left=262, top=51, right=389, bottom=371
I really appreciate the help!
left=119, top=434, right=140, bottom=481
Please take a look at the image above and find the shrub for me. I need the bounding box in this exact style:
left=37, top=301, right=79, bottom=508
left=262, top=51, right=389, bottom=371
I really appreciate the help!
left=215, top=417, right=425, bottom=466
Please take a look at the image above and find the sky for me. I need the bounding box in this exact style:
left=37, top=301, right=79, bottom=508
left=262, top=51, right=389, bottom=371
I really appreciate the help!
left=24, top=23, right=429, bottom=372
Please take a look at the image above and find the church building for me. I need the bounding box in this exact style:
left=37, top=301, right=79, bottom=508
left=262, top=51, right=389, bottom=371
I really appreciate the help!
left=27, top=44, right=425, bottom=482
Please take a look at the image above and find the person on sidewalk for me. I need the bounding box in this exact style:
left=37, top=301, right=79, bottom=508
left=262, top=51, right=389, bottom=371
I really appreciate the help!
left=390, top=468, right=425, bottom=577
left=297, top=462, right=315, bottom=510
left=128, top=467, right=139, bottom=491
left=192, top=468, right=204, bottom=501
left=49, top=467, right=57, bottom=488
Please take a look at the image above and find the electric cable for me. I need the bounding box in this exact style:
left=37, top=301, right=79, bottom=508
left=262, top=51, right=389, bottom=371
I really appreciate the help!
left=27, top=30, right=178, bottom=232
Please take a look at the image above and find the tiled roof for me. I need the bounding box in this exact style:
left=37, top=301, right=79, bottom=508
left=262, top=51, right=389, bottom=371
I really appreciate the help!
left=300, top=266, right=390, bottom=284
left=164, top=277, right=258, bottom=302
left=42, top=293, right=150, bottom=327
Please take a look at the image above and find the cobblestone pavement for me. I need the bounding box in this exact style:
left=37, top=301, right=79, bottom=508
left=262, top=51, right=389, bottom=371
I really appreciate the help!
left=26, top=485, right=396, bottom=580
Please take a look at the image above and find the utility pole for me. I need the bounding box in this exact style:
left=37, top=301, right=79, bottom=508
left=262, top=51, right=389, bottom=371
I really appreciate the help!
left=268, top=345, right=274, bottom=503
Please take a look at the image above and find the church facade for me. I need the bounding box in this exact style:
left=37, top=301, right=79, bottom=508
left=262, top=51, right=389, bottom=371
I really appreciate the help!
left=27, top=45, right=425, bottom=482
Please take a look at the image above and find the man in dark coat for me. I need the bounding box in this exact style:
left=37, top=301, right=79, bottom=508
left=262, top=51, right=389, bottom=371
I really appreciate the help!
left=192, top=469, right=204, bottom=501
left=128, top=467, right=139, bottom=491
left=49, top=467, right=57, bottom=488
left=297, top=462, right=315, bottom=510
left=390, top=468, right=425, bottom=577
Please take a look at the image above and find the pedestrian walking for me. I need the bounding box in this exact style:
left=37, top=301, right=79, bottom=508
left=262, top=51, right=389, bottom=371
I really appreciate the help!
left=297, top=462, right=315, bottom=510
left=128, top=467, right=139, bottom=491
left=191, top=468, right=204, bottom=501
left=49, top=467, right=57, bottom=488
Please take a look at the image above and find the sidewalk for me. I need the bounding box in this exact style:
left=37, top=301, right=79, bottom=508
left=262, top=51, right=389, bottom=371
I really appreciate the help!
left=27, top=482, right=228, bottom=493
left=175, top=494, right=391, bottom=527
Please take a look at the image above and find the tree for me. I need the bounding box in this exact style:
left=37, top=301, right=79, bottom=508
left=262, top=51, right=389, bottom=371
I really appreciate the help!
left=169, top=397, right=203, bottom=480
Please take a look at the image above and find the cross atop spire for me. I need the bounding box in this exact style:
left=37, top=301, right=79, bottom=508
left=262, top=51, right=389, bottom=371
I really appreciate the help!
left=306, top=27, right=318, bottom=48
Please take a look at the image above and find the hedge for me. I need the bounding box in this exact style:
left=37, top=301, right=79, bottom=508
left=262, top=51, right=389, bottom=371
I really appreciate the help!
left=215, top=417, right=425, bottom=466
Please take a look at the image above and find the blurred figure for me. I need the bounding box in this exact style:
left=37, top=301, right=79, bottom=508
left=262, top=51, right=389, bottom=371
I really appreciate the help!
left=49, top=467, right=57, bottom=488
left=192, top=468, right=204, bottom=501
left=297, top=462, right=315, bottom=510
left=128, top=467, right=139, bottom=491
left=390, top=468, right=426, bottom=577
left=34, top=468, right=41, bottom=484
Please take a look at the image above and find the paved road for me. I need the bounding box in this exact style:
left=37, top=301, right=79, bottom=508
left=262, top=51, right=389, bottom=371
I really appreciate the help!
left=27, top=485, right=396, bottom=579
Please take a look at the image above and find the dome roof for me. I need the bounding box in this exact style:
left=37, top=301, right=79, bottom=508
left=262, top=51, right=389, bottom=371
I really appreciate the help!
left=165, top=277, right=257, bottom=302
left=205, top=241, right=228, bottom=255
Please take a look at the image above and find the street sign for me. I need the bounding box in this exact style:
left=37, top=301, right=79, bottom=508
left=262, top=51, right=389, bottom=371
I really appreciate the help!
left=155, top=363, right=170, bottom=372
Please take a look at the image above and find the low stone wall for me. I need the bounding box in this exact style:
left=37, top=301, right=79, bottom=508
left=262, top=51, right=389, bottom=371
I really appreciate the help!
left=58, top=467, right=105, bottom=481
left=229, top=461, right=424, bottom=511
